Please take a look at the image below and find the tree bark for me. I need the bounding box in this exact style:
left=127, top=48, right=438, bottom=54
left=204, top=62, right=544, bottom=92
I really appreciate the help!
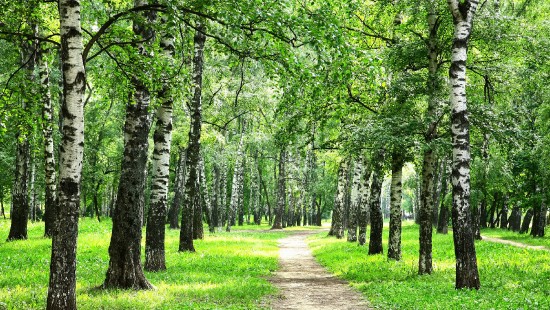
left=508, top=206, right=521, bottom=232
left=347, top=157, right=363, bottom=242
left=227, top=133, right=244, bottom=232
left=272, top=148, right=286, bottom=229
left=145, top=28, right=175, bottom=270
left=329, top=159, right=348, bottom=239
left=519, top=208, right=533, bottom=234
left=436, top=162, right=450, bottom=234
left=388, top=153, right=404, bottom=261
left=488, top=192, right=498, bottom=228
left=252, top=152, right=261, bottom=225
left=358, top=160, right=372, bottom=246
left=531, top=199, right=546, bottom=237
left=447, top=0, right=480, bottom=290
left=7, top=26, right=37, bottom=241
left=47, top=0, right=86, bottom=307
left=168, top=147, right=186, bottom=229
left=219, top=157, right=228, bottom=228
left=419, top=2, right=443, bottom=274
left=103, top=0, right=155, bottom=289
left=499, top=198, right=508, bottom=229
left=212, top=163, right=221, bottom=229
left=369, top=151, right=384, bottom=255
left=179, top=23, right=206, bottom=252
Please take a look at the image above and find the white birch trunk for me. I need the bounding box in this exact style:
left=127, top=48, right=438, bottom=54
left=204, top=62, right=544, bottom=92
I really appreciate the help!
left=388, top=154, right=404, bottom=261
left=347, top=157, right=363, bottom=242
left=447, top=0, right=480, bottom=290
left=47, top=0, right=86, bottom=308
left=145, top=21, right=175, bottom=271
left=227, top=133, right=244, bottom=232
left=39, top=57, right=57, bottom=238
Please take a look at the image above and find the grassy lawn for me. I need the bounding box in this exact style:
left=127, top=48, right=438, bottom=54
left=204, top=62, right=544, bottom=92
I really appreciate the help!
left=0, top=218, right=285, bottom=309
left=309, top=222, right=550, bottom=310
left=481, top=228, right=550, bottom=248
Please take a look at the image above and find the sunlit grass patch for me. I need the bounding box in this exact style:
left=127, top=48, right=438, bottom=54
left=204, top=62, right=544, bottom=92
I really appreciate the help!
left=308, top=222, right=550, bottom=310
left=0, top=218, right=285, bottom=309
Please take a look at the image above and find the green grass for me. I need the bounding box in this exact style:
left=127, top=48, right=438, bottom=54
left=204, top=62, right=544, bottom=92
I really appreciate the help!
left=481, top=228, right=550, bottom=248
left=308, top=222, right=550, bottom=310
left=0, top=218, right=286, bottom=309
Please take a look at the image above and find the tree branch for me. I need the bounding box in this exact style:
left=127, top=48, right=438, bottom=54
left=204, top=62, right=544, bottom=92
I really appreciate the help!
left=346, top=84, right=379, bottom=114
left=82, top=4, right=166, bottom=63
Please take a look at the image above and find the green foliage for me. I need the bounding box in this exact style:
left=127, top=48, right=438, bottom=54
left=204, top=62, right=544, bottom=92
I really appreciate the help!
left=0, top=219, right=285, bottom=309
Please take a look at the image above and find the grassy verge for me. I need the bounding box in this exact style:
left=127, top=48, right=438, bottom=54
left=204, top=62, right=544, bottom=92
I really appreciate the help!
left=309, top=222, right=550, bottom=310
left=481, top=228, right=550, bottom=248
left=0, top=218, right=285, bottom=309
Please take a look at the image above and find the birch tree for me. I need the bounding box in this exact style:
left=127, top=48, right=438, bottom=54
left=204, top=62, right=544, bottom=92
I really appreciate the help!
left=271, top=148, right=286, bottom=229
left=388, top=152, right=404, bottom=261
left=447, top=0, right=481, bottom=290
left=145, top=17, right=175, bottom=271
left=7, top=26, right=36, bottom=241
left=369, top=151, right=384, bottom=255
left=227, top=133, right=244, bottom=232
left=419, top=0, right=444, bottom=275
left=46, top=0, right=86, bottom=307
left=347, top=157, right=363, bottom=242
left=39, top=54, right=57, bottom=238
left=179, top=23, right=206, bottom=252
left=358, top=160, right=371, bottom=246
left=103, top=0, right=156, bottom=289
left=329, top=159, right=348, bottom=239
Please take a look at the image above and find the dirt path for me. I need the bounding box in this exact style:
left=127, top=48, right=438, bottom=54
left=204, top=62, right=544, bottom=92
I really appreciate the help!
left=268, top=231, right=370, bottom=310
left=481, top=235, right=550, bottom=251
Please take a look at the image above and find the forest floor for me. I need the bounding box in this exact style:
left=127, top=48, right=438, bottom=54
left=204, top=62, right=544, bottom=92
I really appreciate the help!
left=267, top=230, right=370, bottom=310
left=480, top=235, right=550, bottom=251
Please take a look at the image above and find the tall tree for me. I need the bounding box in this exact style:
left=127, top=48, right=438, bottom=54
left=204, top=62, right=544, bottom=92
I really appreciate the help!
left=447, top=0, right=481, bottom=290
left=227, top=133, right=244, bottom=232
left=179, top=23, right=206, bottom=252
left=145, top=17, right=175, bottom=271
left=419, top=1, right=444, bottom=275
left=347, top=157, right=363, bottom=242
left=7, top=24, right=36, bottom=241
left=368, top=151, right=384, bottom=255
left=103, top=0, right=156, bottom=289
left=388, top=152, right=404, bottom=261
left=358, top=160, right=371, bottom=246
left=329, top=159, right=348, bottom=239
left=271, top=148, right=286, bottom=229
left=168, top=147, right=186, bottom=229
left=46, top=0, right=86, bottom=307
